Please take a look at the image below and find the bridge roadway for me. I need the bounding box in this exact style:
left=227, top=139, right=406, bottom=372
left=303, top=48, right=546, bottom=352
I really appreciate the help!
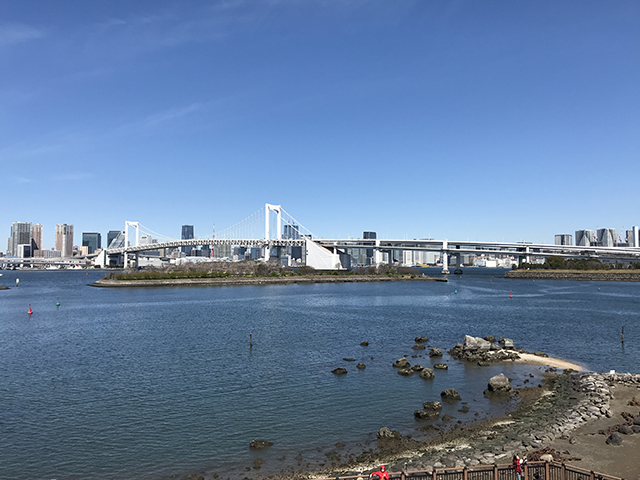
left=107, top=237, right=640, bottom=262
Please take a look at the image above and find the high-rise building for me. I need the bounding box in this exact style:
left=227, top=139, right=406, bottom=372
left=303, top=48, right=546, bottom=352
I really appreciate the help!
left=363, top=231, right=377, bottom=264
left=283, top=224, right=300, bottom=239
left=554, top=234, right=572, bottom=246
left=575, top=230, right=596, bottom=247
left=627, top=226, right=639, bottom=248
left=55, top=224, right=74, bottom=257
left=597, top=228, right=617, bottom=247
left=82, top=232, right=102, bottom=254
left=8, top=222, right=32, bottom=257
left=107, top=230, right=123, bottom=249
left=31, top=223, right=43, bottom=256
left=181, top=225, right=194, bottom=255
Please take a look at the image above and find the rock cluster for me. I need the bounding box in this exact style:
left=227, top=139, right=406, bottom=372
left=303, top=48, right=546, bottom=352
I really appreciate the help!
left=449, top=335, right=520, bottom=364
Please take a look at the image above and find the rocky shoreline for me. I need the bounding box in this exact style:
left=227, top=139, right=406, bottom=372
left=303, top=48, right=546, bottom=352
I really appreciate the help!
left=89, top=274, right=447, bottom=288
left=505, top=270, right=640, bottom=282
left=314, top=372, right=640, bottom=478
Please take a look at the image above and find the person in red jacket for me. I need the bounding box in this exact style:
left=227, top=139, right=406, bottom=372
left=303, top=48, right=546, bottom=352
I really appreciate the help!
left=371, top=465, right=389, bottom=480
left=513, top=455, right=526, bottom=480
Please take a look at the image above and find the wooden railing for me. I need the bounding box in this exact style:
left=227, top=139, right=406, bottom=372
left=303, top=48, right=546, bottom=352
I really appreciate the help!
left=323, top=462, right=624, bottom=480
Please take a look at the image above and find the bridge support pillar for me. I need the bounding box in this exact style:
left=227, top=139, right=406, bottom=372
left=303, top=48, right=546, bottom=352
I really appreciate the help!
left=263, top=243, right=270, bottom=262
left=441, top=240, right=449, bottom=274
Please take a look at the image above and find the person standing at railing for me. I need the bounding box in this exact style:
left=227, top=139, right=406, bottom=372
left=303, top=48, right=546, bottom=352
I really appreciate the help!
left=513, top=455, right=526, bottom=480
left=370, top=465, right=389, bottom=480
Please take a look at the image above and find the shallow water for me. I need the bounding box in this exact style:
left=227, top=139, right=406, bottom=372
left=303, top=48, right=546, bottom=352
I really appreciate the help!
left=0, top=270, right=638, bottom=479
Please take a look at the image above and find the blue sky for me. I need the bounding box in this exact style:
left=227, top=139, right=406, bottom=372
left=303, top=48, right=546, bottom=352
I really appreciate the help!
left=1, top=0, right=639, bottom=249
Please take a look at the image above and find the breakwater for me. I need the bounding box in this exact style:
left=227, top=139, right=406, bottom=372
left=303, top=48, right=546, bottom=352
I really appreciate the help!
left=505, top=270, right=640, bottom=282
left=90, top=274, right=446, bottom=288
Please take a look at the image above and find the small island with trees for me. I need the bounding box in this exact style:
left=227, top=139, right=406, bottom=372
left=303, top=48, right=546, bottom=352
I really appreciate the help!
left=506, top=256, right=640, bottom=281
left=90, top=260, right=446, bottom=288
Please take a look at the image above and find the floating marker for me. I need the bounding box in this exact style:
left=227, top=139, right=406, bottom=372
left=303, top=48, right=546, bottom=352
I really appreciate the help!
left=16, top=278, right=19, bottom=287
left=454, top=289, right=458, bottom=294
left=509, top=290, right=513, bottom=298
left=598, top=287, right=601, bottom=291
left=56, top=299, right=60, bottom=307
left=28, top=304, right=32, bottom=315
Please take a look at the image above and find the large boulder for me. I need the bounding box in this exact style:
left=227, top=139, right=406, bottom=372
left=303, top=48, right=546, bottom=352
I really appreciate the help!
left=441, top=388, right=461, bottom=401
left=250, top=440, right=274, bottom=449
left=411, top=364, right=424, bottom=371
left=423, top=401, right=442, bottom=411
left=393, top=358, right=410, bottom=368
left=415, top=336, right=429, bottom=343
left=419, top=368, right=435, bottom=379
left=412, top=344, right=426, bottom=350
left=606, top=432, right=623, bottom=445
left=484, top=335, right=496, bottom=343
left=429, top=347, right=443, bottom=357
left=398, top=368, right=414, bottom=376
left=487, top=373, right=512, bottom=393
left=377, top=427, right=401, bottom=439
left=332, top=368, right=347, bottom=375
left=433, top=363, right=448, bottom=370
left=618, top=425, right=633, bottom=435
left=498, top=337, right=514, bottom=349
left=464, top=335, right=492, bottom=351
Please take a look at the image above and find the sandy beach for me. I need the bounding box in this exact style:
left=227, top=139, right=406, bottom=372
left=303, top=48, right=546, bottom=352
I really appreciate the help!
left=514, top=352, right=584, bottom=371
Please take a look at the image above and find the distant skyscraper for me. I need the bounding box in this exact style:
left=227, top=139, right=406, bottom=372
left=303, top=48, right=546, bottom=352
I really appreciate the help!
left=363, top=231, right=377, bottom=264
left=8, top=222, right=32, bottom=257
left=283, top=224, right=300, bottom=239
left=628, top=226, right=639, bottom=248
left=107, top=230, right=123, bottom=249
left=55, top=224, right=74, bottom=257
left=575, top=230, right=595, bottom=247
left=82, top=232, right=102, bottom=254
left=554, top=234, right=572, bottom=246
left=31, top=223, right=43, bottom=256
left=597, top=228, right=617, bottom=247
left=181, top=225, right=194, bottom=255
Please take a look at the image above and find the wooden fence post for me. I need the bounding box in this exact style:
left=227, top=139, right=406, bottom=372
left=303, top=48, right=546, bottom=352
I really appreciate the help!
left=561, top=463, right=566, bottom=480
left=589, top=471, right=594, bottom=480
left=523, top=463, right=528, bottom=480
left=494, top=464, right=499, bottom=480
left=545, top=462, right=550, bottom=480
left=432, top=468, right=437, bottom=480
left=463, top=467, right=468, bottom=480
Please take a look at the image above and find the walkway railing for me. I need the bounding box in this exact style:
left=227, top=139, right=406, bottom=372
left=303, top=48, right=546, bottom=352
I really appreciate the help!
left=322, top=462, right=624, bottom=480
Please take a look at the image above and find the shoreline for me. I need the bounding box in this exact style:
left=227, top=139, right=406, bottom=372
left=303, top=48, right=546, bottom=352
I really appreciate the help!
left=505, top=270, right=640, bottom=282
left=89, top=274, right=447, bottom=288
left=514, top=352, right=584, bottom=371
left=257, top=372, right=640, bottom=480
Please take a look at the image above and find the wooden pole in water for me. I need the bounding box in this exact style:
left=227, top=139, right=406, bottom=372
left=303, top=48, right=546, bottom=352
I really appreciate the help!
left=622, top=326, right=624, bottom=345
left=250, top=332, right=253, bottom=348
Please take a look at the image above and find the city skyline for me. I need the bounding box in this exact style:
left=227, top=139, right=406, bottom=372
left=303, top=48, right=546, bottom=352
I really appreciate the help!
left=2, top=1, right=639, bottom=247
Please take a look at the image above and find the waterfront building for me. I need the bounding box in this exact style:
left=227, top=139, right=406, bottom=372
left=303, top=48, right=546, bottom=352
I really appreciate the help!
left=597, top=228, right=617, bottom=247
left=181, top=225, right=194, bottom=255
left=82, top=232, right=102, bottom=254
left=55, top=224, right=74, bottom=258
left=575, top=229, right=596, bottom=247
left=554, top=234, right=572, bottom=246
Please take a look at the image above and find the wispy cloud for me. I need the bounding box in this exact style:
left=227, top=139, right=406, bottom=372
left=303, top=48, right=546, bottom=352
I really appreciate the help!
left=114, top=102, right=206, bottom=134
left=13, top=176, right=32, bottom=184
left=0, top=23, right=44, bottom=46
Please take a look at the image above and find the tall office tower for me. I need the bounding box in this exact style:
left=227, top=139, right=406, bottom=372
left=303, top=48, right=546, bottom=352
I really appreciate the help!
left=597, top=228, right=617, bottom=247
left=628, top=226, right=639, bottom=248
left=554, top=234, right=572, bottom=246
left=82, top=232, right=102, bottom=254
left=283, top=224, right=300, bottom=239
left=8, top=222, right=32, bottom=257
left=55, top=224, right=74, bottom=257
left=107, top=230, right=123, bottom=249
left=31, top=223, right=43, bottom=256
left=181, top=225, right=194, bottom=255
left=363, top=231, right=377, bottom=264
left=575, top=230, right=596, bottom=247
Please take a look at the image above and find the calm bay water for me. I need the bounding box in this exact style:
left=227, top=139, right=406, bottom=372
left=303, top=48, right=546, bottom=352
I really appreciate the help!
left=0, top=270, right=639, bottom=480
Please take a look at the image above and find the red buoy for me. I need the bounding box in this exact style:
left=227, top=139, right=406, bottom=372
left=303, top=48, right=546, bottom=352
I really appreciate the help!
left=28, top=304, right=33, bottom=315
left=509, top=290, right=513, bottom=298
